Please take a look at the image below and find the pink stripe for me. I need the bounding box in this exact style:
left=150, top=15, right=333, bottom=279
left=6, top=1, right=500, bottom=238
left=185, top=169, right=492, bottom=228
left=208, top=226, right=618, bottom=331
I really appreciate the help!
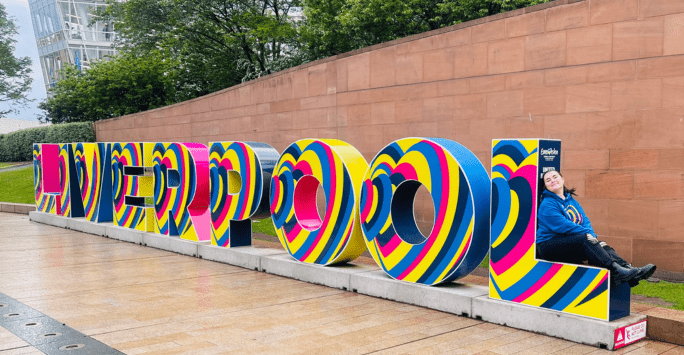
left=393, top=162, right=417, bottom=181
left=270, top=176, right=280, bottom=214
left=512, top=263, right=563, bottom=303
left=300, top=143, right=337, bottom=261
left=396, top=143, right=449, bottom=279
left=426, top=141, right=449, bottom=241
left=114, top=156, right=128, bottom=211
left=293, top=160, right=313, bottom=176
left=286, top=223, right=302, bottom=244
left=591, top=273, right=608, bottom=293
left=491, top=164, right=539, bottom=275
left=490, top=225, right=534, bottom=275
left=378, top=234, right=402, bottom=257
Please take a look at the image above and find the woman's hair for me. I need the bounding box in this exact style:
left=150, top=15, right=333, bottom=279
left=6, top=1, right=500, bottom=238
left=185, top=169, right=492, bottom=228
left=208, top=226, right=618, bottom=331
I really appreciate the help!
left=541, top=170, right=577, bottom=196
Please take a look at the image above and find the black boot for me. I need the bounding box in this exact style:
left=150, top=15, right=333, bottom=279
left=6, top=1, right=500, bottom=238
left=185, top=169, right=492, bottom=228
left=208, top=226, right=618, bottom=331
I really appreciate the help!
left=630, top=264, right=657, bottom=286
left=626, top=264, right=639, bottom=287
left=610, top=262, right=638, bottom=286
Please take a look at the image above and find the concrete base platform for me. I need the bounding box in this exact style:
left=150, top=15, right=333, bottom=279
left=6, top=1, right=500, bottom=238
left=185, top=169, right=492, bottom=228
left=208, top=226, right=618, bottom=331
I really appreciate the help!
left=29, top=211, right=68, bottom=228
left=143, top=233, right=198, bottom=257
left=472, top=296, right=646, bottom=349
left=27, top=211, right=648, bottom=350
left=198, top=244, right=286, bottom=271
left=67, top=218, right=107, bottom=236
left=106, top=224, right=144, bottom=244
left=261, top=253, right=378, bottom=290
left=350, top=270, right=488, bottom=318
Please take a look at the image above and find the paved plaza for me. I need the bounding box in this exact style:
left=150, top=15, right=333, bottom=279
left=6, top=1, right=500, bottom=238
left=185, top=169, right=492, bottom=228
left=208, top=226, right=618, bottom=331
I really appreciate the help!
left=0, top=212, right=682, bottom=354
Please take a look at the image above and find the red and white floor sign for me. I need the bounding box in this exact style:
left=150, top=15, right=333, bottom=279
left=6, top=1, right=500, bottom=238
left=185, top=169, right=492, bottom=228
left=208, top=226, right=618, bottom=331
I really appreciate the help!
left=614, top=320, right=647, bottom=349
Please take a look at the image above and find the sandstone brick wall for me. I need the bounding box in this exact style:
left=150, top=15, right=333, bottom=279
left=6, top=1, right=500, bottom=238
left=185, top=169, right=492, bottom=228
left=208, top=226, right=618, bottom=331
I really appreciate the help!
left=94, top=0, right=684, bottom=273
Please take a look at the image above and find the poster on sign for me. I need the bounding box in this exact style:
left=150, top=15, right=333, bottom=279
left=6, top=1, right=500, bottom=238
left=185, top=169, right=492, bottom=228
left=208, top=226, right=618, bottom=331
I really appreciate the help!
left=614, top=320, right=647, bottom=349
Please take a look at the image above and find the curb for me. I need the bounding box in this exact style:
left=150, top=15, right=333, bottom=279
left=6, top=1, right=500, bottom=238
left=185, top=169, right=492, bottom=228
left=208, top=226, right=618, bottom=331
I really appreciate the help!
left=0, top=202, right=36, bottom=215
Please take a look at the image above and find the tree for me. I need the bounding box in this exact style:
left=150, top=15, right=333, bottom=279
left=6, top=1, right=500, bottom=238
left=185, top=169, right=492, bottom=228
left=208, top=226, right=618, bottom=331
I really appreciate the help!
left=99, top=0, right=304, bottom=92
left=39, top=51, right=178, bottom=123
left=300, top=0, right=550, bottom=60
left=0, top=3, right=32, bottom=116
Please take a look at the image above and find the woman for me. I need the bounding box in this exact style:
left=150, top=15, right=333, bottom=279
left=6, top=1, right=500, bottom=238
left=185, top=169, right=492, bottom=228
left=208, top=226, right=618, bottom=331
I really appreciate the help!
left=536, top=170, right=656, bottom=287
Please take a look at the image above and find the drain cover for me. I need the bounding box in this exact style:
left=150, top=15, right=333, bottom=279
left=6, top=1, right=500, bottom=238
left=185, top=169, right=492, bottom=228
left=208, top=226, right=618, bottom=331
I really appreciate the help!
left=0, top=294, right=124, bottom=353
left=40, top=332, right=63, bottom=338
left=59, top=343, right=85, bottom=351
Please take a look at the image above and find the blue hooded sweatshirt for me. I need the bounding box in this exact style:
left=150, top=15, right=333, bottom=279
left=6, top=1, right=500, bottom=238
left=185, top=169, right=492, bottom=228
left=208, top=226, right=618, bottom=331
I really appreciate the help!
left=536, top=189, right=596, bottom=244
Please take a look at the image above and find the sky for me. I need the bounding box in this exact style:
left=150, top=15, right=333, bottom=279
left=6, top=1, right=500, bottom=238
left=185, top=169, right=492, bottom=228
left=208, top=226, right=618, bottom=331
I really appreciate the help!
left=3, top=0, right=47, bottom=121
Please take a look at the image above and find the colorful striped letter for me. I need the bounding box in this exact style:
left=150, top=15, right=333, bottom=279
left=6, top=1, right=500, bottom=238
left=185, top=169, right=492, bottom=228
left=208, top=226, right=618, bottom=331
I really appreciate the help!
left=360, top=138, right=490, bottom=285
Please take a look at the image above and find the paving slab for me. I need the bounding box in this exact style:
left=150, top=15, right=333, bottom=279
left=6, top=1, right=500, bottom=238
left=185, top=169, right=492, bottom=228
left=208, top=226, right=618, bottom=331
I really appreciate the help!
left=19, top=211, right=681, bottom=351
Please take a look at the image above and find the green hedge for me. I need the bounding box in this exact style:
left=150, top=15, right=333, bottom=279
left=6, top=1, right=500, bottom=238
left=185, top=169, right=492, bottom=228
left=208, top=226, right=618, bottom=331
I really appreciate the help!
left=0, top=122, right=96, bottom=162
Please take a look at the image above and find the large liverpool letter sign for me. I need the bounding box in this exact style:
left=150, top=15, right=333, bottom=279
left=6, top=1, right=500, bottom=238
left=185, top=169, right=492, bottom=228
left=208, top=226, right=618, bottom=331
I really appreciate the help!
left=32, top=136, right=632, bottom=323
left=490, top=139, right=628, bottom=321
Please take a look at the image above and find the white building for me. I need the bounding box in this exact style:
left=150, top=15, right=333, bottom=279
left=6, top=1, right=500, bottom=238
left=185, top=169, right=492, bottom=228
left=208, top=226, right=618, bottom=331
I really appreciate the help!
left=27, top=0, right=120, bottom=93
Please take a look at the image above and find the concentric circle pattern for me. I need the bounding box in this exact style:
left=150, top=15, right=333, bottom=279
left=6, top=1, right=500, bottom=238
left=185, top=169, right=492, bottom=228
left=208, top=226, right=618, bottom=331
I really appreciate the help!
left=57, top=144, right=70, bottom=217
left=112, top=143, right=145, bottom=230
left=270, top=139, right=368, bottom=265
left=360, top=138, right=490, bottom=285
left=33, top=144, right=55, bottom=213
left=210, top=141, right=279, bottom=247
left=74, top=143, right=103, bottom=222
left=153, top=143, right=197, bottom=239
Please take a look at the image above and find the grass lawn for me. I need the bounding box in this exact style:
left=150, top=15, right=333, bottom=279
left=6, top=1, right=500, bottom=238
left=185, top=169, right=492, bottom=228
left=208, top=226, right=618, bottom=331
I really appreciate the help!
left=252, top=218, right=278, bottom=237
left=632, top=280, right=684, bottom=311
left=0, top=166, right=34, bottom=204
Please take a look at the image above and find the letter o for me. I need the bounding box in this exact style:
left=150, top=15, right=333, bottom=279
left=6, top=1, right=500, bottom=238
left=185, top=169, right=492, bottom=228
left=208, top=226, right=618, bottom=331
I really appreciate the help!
left=360, top=138, right=490, bottom=285
left=270, top=139, right=368, bottom=265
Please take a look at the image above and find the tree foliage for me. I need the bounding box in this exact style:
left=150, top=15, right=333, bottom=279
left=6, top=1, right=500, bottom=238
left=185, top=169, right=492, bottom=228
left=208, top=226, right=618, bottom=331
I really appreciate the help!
left=39, top=51, right=178, bottom=123
left=0, top=122, right=95, bottom=162
left=101, top=0, right=303, bottom=88
left=41, top=0, right=550, bottom=123
left=300, top=0, right=549, bottom=60
left=0, top=3, right=33, bottom=116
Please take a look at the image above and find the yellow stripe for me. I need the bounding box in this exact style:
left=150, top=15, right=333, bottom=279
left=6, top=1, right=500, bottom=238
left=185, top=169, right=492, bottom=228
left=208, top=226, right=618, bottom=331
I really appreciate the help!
left=490, top=246, right=537, bottom=290
left=523, top=264, right=577, bottom=307
left=403, top=150, right=456, bottom=282
left=492, top=190, right=519, bottom=248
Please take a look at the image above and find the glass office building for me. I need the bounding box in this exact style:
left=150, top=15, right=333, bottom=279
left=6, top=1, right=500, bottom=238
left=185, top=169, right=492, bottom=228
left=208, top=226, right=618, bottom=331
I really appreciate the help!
left=28, top=0, right=119, bottom=93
